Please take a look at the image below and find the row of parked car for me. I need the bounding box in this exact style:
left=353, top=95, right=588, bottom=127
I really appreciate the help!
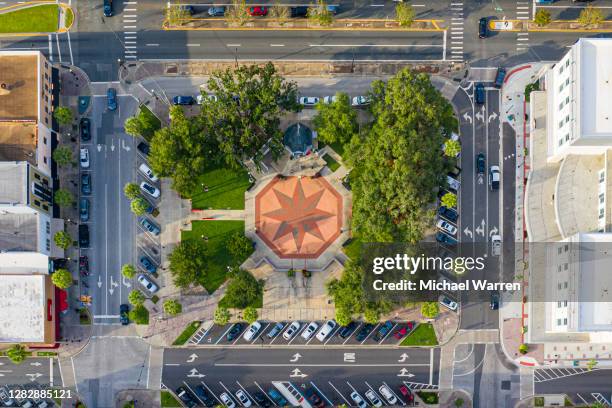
left=202, top=4, right=339, bottom=18
left=171, top=93, right=370, bottom=107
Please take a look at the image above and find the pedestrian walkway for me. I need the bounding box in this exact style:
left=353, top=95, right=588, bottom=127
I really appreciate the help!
left=190, top=209, right=245, bottom=221
left=448, top=1, right=464, bottom=61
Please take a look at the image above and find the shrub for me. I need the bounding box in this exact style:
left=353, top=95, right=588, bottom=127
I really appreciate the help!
left=128, top=289, right=145, bottom=306
left=163, top=299, right=182, bottom=316
left=214, top=307, right=231, bottom=325
left=243, top=306, right=258, bottom=324
left=7, top=344, right=27, bottom=364
left=51, top=269, right=73, bottom=289
left=534, top=9, right=551, bottom=27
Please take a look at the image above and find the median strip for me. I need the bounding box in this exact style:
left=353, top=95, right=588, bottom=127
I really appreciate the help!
left=489, top=18, right=612, bottom=33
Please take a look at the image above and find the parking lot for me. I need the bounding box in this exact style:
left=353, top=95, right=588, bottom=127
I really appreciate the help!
left=188, top=320, right=418, bottom=347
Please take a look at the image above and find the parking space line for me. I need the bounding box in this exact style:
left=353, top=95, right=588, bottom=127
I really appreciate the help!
left=255, top=381, right=277, bottom=407
left=305, top=329, right=318, bottom=346
left=328, top=381, right=351, bottom=406
left=382, top=381, right=405, bottom=406
left=379, top=323, right=398, bottom=344
left=201, top=381, right=222, bottom=405
left=184, top=381, right=206, bottom=406
left=324, top=325, right=341, bottom=345
left=346, top=381, right=358, bottom=394
left=576, top=393, right=589, bottom=406
left=215, top=325, right=234, bottom=345
left=310, top=381, right=333, bottom=406
left=236, top=381, right=257, bottom=404
left=232, top=331, right=243, bottom=346
left=343, top=322, right=362, bottom=345
left=288, top=322, right=307, bottom=345
left=364, top=381, right=383, bottom=403
left=269, top=331, right=281, bottom=345
left=361, top=323, right=380, bottom=344
left=219, top=381, right=238, bottom=404
left=251, top=322, right=270, bottom=344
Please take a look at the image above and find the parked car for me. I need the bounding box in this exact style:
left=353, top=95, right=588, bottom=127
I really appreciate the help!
left=316, top=319, right=336, bottom=341
left=447, top=175, right=460, bottom=192
left=355, top=323, right=374, bottom=341
left=80, top=198, right=90, bottom=222
left=283, top=321, right=301, bottom=340
left=80, top=148, right=90, bottom=169
left=475, top=82, right=486, bottom=104
left=373, top=321, right=394, bottom=341
left=172, top=95, right=195, bottom=105
left=180, top=5, right=195, bottom=14
left=119, top=304, right=129, bottom=325
left=252, top=391, right=271, bottom=408
left=0, top=386, right=15, bottom=407
left=439, top=295, right=458, bottom=311
left=196, top=93, right=218, bottom=104
left=393, top=321, right=415, bottom=339
left=490, top=291, right=500, bottom=310
left=338, top=321, right=357, bottom=338
left=352, top=95, right=370, bottom=106
left=267, top=322, right=285, bottom=339
left=327, top=4, right=339, bottom=14
left=494, top=67, right=507, bottom=88
left=365, top=390, right=383, bottom=407
left=290, top=6, right=309, bottom=17
left=322, top=95, right=337, bottom=104
left=247, top=6, right=268, bottom=16
left=299, top=96, right=320, bottom=106
left=350, top=391, right=367, bottom=408
left=139, top=255, right=157, bottom=274
left=81, top=173, right=91, bottom=195
left=478, top=17, right=488, bottom=38
left=489, top=165, right=500, bottom=190
left=301, top=321, right=319, bottom=340
left=491, top=234, right=502, bottom=256
left=137, top=141, right=150, bottom=156
left=379, top=385, right=397, bottom=405
left=140, top=181, right=160, bottom=198
left=307, top=390, right=325, bottom=408
left=243, top=321, right=262, bottom=341
left=438, top=206, right=458, bottom=223
left=226, top=323, right=244, bottom=341
left=235, top=390, right=252, bottom=407
left=175, top=385, right=198, bottom=406
left=139, top=217, right=161, bottom=236
left=398, top=385, right=414, bottom=404
left=107, top=88, right=117, bottom=111
left=436, top=231, right=457, bottom=246
left=80, top=118, right=91, bottom=141
left=220, top=392, right=236, bottom=408
left=138, top=163, right=158, bottom=182
left=194, top=386, right=215, bottom=407
left=137, top=274, right=159, bottom=294
left=476, top=152, right=486, bottom=174
left=207, top=6, right=226, bottom=16
left=103, top=0, right=113, bottom=17
left=267, top=389, right=288, bottom=406
left=437, top=219, right=458, bottom=236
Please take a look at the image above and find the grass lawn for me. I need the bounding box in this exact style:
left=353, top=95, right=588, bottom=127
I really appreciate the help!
left=417, top=391, right=439, bottom=405
left=64, top=7, right=74, bottom=29
left=321, top=140, right=346, bottom=159
left=139, top=104, right=162, bottom=141
left=343, top=238, right=362, bottom=261
left=0, top=5, right=59, bottom=33
left=400, top=323, right=438, bottom=346
left=190, top=166, right=251, bottom=210
left=323, top=154, right=340, bottom=172
left=182, top=220, right=247, bottom=292
left=160, top=391, right=181, bottom=408
left=172, top=321, right=201, bottom=345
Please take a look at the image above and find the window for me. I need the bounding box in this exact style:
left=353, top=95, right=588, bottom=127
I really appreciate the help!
left=566, top=78, right=570, bottom=86
left=566, top=96, right=570, bottom=104
left=566, top=59, right=570, bottom=68
left=599, top=171, right=605, bottom=183
left=600, top=193, right=605, bottom=204
left=46, top=239, right=50, bottom=251
left=599, top=208, right=605, bottom=219
left=557, top=301, right=562, bottom=307
left=559, top=83, right=564, bottom=92
left=558, top=247, right=562, bottom=254
left=565, top=115, right=570, bottom=123
left=559, top=120, right=564, bottom=129
left=558, top=283, right=562, bottom=290
left=564, top=263, right=568, bottom=270
left=565, top=134, right=570, bottom=142
left=557, top=319, right=562, bottom=326
left=564, top=301, right=568, bottom=307
left=43, top=137, right=47, bottom=145
left=559, top=66, right=564, bottom=75
left=43, top=204, right=49, bottom=212
left=44, top=117, right=48, bottom=125
left=34, top=200, right=40, bottom=206
left=559, top=102, right=564, bottom=110
left=559, top=139, right=564, bottom=147
left=564, top=282, right=568, bottom=289
left=564, top=318, right=568, bottom=325
left=46, top=222, right=50, bottom=233
left=34, top=173, right=40, bottom=180
left=43, top=157, right=47, bottom=164
left=565, top=244, right=569, bottom=252
left=558, top=265, right=562, bottom=272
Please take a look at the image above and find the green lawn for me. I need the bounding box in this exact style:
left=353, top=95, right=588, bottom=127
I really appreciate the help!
left=400, top=323, right=438, bottom=346
left=64, top=7, right=74, bottom=29
left=160, top=391, right=181, bottom=408
left=172, top=321, right=201, bottom=345
left=190, top=166, right=252, bottom=210
left=321, top=140, right=347, bottom=159
left=182, top=220, right=247, bottom=292
left=139, top=104, right=162, bottom=141
left=343, top=238, right=362, bottom=261
left=417, top=391, right=439, bottom=405
left=323, top=154, right=340, bottom=172
left=0, top=5, right=59, bottom=33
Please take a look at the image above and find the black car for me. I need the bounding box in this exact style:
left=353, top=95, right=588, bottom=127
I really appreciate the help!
left=81, top=173, right=91, bottom=195
left=194, top=385, right=215, bottom=407
left=268, top=389, right=288, bottom=406
left=226, top=323, right=243, bottom=341
left=476, top=153, right=486, bottom=175
left=290, top=6, right=309, bottom=17
left=490, top=291, right=500, bottom=310
left=338, top=321, right=357, bottom=339
left=438, top=206, right=458, bottom=223
left=307, top=391, right=325, bottom=408
left=355, top=323, right=374, bottom=341
left=475, top=83, right=485, bottom=105
left=373, top=321, right=394, bottom=341
left=137, top=141, right=150, bottom=156
left=79, top=224, right=90, bottom=248
left=175, top=387, right=197, bottom=408
left=172, top=96, right=195, bottom=105
left=253, top=391, right=271, bottom=408
left=119, top=304, right=129, bottom=325
left=103, top=0, right=113, bottom=16
left=494, top=67, right=507, bottom=89
left=436, top=231, right=457, bottom=246
left=478, top=17, right=488, bottom=38
left=80, top=118, right=91, bottom=141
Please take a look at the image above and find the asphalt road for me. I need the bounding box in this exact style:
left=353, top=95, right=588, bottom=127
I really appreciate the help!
left=163, top=347, right=440, bottom=405
left=0, top=357, right=62, bottom=387
left=534, top=368, right=612, bottom=406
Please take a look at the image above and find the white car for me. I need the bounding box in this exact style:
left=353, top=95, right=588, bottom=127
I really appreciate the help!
left=446, top=175, right=460, bottom=192
left=283, top=321, right=301, bottom=340
left=138, top=163, right=159, bottom=182
left=364, top=390, right=383, bottom=407
left=491, top=234, right=502, bottom=256
left=196, top=93, right=218, bottom=104
left=137, top=274, right=159, bottom=294
left=220, top=392, right=236, bottom=408
left=140, top=181, right=160, bottom=198
left=301, top=321, right=319, bottom=340
left=439, top=295, right=458, bottom=311
left=235, top=390, right=252, bottom=407
left=378, top=385, right=397, bottom=405
left=80, top=148, right=90, bottom=169
left=322, top=95, right=337, bottom=104
left=437, top=219, right=458, bottom=236
left=299, top=96, right=320, bottom=106
left=489, top=165, right=500, bottom=191
left=351, top=95, right=370, bottom=106
left=243, top=321, right=262, bottom=341
left=350, top=391, right=367, bottom=408
left=315, top=319, right=336, bottom=341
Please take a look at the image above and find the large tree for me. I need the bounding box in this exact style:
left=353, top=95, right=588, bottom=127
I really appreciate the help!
left=54, top=189, right=74, bottom=208
left=347, top=69, right=457, bottom=243
left=53, top=146, right=73, bottom=167
left=52, top=269, right=73, bottom=289
left=312, top=92, right=358, bottom=146
left=168, top=239, right=208, bottom=289
left=54, top=231, right=72, bottom=250
left=221, top=268, right=262, bottom=309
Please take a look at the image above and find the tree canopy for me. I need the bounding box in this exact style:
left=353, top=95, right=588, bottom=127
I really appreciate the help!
left=346, top=69, right=456, bottom=243
left=214, top=307, right=231, bottom=325
left=421, top=301, right=439, bottom=319
left=53, top=106, right=73, bottom=126
left=54, top=189, right=74, bottom=208
left=6, top=344, right=27, bottom=364
left=129, top=305, right=149, bottom=324
left=52, top=269, right=73, bottom=289
left=121, top=264, right=136, bottom=279
left=221, top=268, right=262, bottom=309
left=128, top=289, right=145, bottom=306
left=163, top=299, right=182, bottom=316
left=54, top=231, right=72, bottom=250
left=243, top=306, right=258, bottom=324
left=227, top=232, right=254, bottom=261
left=312, top=92, right=358, bottom=146
left=130, top=197, right=150, bottom=215
left=168, top=239, right=208, bottom=289
left=53, top=146, right=73, bottom=167
left=124, top=183, right=141, bottom=200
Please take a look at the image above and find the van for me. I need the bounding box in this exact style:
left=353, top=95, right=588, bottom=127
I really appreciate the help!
left=138, top=163, right=159, bottom=182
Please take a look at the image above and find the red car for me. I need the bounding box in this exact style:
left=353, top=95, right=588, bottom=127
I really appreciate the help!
left=399, top=385, right=414, bottom=403
left=248, top=6, right=268, bottom=16
left=393, top=321, right=415, bottom=339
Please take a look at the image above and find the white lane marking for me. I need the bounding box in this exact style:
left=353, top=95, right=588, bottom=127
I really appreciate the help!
left=360, top=323, right=380, bottom=345
left=49, top=358, right=53, bottom=387
left=270, top=44, right=285, bottom=47
left=382, top=381, right=405, bottom=406
left=146, top=44, right=160, bottom=46
left=124, top=25, right=137, bottom=28
left=215, top=362, right=430, bottom=367
left=328, top=381, right=351, bottom=406
left=251, top=322, right=269, bottom=344
left=342, top=322, right=361, bottom=345
left=219, top=381, right=239, bottom=405
left=55, top=33, right=62, bottom=62
left=227, top=43, right=241, bottom=47
left=215, top=325, right=234, bottom=345
left=309, top=44, right=444, bottom=48
left=66, top=30, right=74, bottom=66
left=310, top=381, right=333, bottom=406
left=187, top=43, right=200, bottom=47
left=201, top=381, right=223, bottom=404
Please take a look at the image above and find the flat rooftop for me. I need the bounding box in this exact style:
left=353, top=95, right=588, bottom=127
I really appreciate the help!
left=0, top=161, right=27, bottom=205
left=0, top=213, right=39, bottom=252
left=0, top=54, right=38, bottom=121
left=0, top=121, right=37, bottom=163
left=579, top=39, right=612, bottom=138
left=0, top=274, right=45, bottom=343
